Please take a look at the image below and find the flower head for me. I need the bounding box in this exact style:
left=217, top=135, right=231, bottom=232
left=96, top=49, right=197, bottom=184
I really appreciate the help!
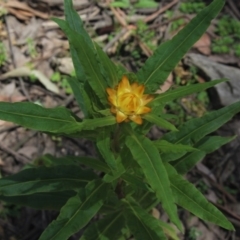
left=106, top=76, right=154, bottom=124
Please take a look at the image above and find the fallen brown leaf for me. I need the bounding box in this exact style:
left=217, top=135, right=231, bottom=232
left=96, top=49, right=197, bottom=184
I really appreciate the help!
left=4, top=0, right=49, bottom=20
left=193, top=33, right=211, bottom=55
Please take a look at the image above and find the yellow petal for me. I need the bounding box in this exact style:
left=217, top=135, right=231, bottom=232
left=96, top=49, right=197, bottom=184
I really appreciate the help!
left=117, top=75, right=131, bottom=95
left=116, top=110, right=127, bottom=123
left=106, top=88, right=116, bottom=96
left=133, top=84, right=145, bottom=98
left=108, top=95, right=117, bottom=106
left=141, top=94, right=154, bottom=105
left=131, top=82, right=139, bottom=91
left=110, top=106, right=117, bottom=114
left=129, top=115, right=143, bottom=125
left=136, top=106, right=151, bottom=114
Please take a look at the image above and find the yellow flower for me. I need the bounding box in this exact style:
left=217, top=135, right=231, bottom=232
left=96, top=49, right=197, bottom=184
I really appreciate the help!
left=106, top=75, right=154, bottom=124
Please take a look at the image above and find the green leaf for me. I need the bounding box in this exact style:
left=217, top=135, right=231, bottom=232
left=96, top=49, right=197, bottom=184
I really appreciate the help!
left=82, top=116, right=116, bottom=130
left=39, top=180, right=110, bottom=240
left=80, top=212, right=125, bottom=240
left=163, top=101, right=240, bottom=145
left=137, top=0, right=225, bottom=92
left=0, top=165, right=96, bottom=196
left=94, top=43, right=119, bottom=88
left=64, top=0, right=93, bottom=46
left=122, top=197, right=167, bottom=240
left=173, top=136, right=235, bottom=175
left=64, top=0, right=98, bottom=117
left=67, top=76, right=91, bottom=117
left=143, top=113, right=178, bottom=131
left=97, top=128, right=117, bottom=170
left=53, top=18, right=108, bottom=105
left=134, top=0, right=158, bottom=8
left=154, top=140, right=197, bottom=153
left=0, top=102, right=82, bottom=134
left=122, top=173, right=153, bottom=192
left=125, top=127, right=182, bottom=230
left=53, top=18, right=107, bottom=104
left=38, top=154, right=110, bottom=173
left=152, top=79, right=226, bottom=106
left=0, top=191, right=75, bottom=210
left=166, top=163, right=234, bottom=231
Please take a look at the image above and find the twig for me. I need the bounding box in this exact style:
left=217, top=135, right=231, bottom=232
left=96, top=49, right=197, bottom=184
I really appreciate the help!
left=197, top=169, right=237, bottom=204
left=227, top=0, right=240, bottom=20
left=4, top=15, right=31, bottom=101
left=144, top=0, right=179, bottom=23
left=0, top=142, right=30, bottom=163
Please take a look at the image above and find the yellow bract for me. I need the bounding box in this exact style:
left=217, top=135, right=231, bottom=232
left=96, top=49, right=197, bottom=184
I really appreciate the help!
left=106, top=76, right=153, bottom=124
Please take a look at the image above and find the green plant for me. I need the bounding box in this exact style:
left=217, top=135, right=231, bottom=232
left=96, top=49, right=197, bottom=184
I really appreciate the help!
left=51, top=71, right=73, bottom=94
left=26, top=37, right=38, bottom=58
left=0, top=0, right=237, bottom=239
left=187, top=227, right=202, bottom=240
left=180, top=1, right=206, bottom=14
left=110, top=0, right=158, bottom=9
left=212, top=15, right=240, bottom=56
left=0, top=42, right=6, bottom=66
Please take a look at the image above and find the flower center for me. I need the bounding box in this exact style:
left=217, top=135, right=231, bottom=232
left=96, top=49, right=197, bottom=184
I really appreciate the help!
left=117, top=92, right=141, bottom=115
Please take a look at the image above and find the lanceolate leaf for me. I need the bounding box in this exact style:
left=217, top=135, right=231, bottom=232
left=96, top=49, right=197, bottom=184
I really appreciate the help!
left=173, top=136, right=235, bottom=175
left=163, top=101, right=240, bottom=145
left=122, top=198, right=167, bottom=240
left=0, top=191, right=75, bottom=210
left=137, top=0, right=225, bottom=92
left=82, top=116, right=116, bottom=130
left=125, top=127, right=182, bottom=230
left=0, top=102, right=82, bottom=134
left=143, top=113, right=178, bottom=131
left=97, top=128, right=117, bottom=170
left=39, top=180, right=110, bottom=240
left=80, top=212, right=125, bottom=240
left=67, top=76, right=91, bottom=117
left=39, top=154, right=110, bottom=173
left=166, top=163, right=234, bottom=231
left=0, top=166, right=97, bottom=196
left=64, top=0, right=93, bottom=47
left=154, top=140, right=197, bottom=153
left=94, top=43, right=119, bottom=88
left=152, top=79, right=226, bottom=106
left=53, top=18, right=108, bottom=105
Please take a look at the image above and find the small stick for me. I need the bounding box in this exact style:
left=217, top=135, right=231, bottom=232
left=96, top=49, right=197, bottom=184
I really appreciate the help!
left=144, top=0, right=179, bottom=23
left=4, top=15, right=31, bottom=101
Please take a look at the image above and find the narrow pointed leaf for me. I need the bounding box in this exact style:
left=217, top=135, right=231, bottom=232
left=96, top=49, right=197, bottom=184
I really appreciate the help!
left=39, top=154, right=111, bottom=173
left=53, top=18, right=108, bottom=105
left=154, top=140, right=197, bottom=153
left=152, top=79, right=226, bottom=106
left=122, top=198, right=167, bottom=240
left=122, top=173, right=153, bottom=192
left=166, top=163, right=234, bottom=231
left=0, top=191, right=75, bottom=210
left=143, top=113, right=178, bottom=131
left=137, top=0, right=225, bottom=92
left=163, top=101, right=240, bottom=145
left=80, top=212, right=125, bottom=240
left=0, top=102, right=82, bottom=134
left=94, top=43, right=119, bottom=88
left=64, top=0, right=95, bottom=116
left=0, top=166, right=96, bottom=196
left=173, top=136, right=235, bottom=175
left=97, top=128, right=117, bottom=170
left=39, top=180, right=110, bottom=240
left=125, top=128, right=182, bottom=230
left=64, top=0, right=93, bottom=46
left=82, top=116, right=116, bottom=130
left=67, top=76, right=91, bottom=117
